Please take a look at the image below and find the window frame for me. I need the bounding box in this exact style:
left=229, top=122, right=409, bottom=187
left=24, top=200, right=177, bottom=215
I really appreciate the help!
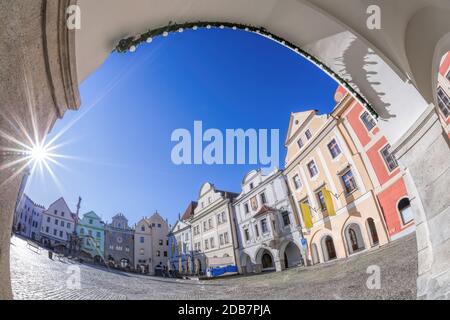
left=437, top=86, right=450, bottom=118
left=327, top=139, right=342, bottom=159
left=307, top=160, right=319, bottom=178
left=360, top=111, right=377, bottom=132
left=380, top=144, right=399, bottom=173
left=341, top=169, right=358, bottom=195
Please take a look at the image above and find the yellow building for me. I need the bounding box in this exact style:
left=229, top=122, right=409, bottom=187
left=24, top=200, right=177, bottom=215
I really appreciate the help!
left=284, top=110, right=389, bottom=265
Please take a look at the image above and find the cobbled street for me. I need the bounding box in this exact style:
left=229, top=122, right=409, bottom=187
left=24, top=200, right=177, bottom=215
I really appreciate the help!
left=10, top=234, right=418, bottom=300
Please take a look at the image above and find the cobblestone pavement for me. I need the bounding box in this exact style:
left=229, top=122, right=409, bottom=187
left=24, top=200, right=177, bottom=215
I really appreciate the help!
left=10, top=234, right=418, bottom=300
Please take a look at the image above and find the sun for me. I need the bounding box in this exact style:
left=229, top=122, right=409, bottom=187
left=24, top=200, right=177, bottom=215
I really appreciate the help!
left=30, top=144, right=50, bottom=162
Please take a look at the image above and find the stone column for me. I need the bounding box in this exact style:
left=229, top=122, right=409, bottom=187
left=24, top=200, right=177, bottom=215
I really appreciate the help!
left=392, top=105, right=450, bottom=300
left=0, top=0, right=80, bottom=300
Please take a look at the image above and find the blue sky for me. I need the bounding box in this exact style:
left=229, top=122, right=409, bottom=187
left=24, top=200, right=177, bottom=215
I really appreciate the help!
left=26, top=28, right=338, bottom=226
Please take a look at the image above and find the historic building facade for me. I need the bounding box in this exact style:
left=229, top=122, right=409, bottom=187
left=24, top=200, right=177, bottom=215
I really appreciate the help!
left=437, top=52, right=450, bottom=138
left=134, top=218, right=153, bottom=274
left=191, top=183, right=239, bottom=275
left=13, top=194, right=45, bottom=241
left=333, top=87, right=415, bottom=240
left=147, top=212, right=170, bottom=273
left=104, top=213, right=134, bottom=269
left=76, top=211, right=105, bottom=262
left=39, top=198, right=78, bottom=248
left=234, top=169, right=304, bottom=274
left=168, top=202, right=196, bottom=274
left=284, top=110, right=390, bottom=265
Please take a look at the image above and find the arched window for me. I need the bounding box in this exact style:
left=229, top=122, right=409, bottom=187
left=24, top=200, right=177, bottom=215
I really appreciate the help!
left=398, top=198, right=413, bottom=225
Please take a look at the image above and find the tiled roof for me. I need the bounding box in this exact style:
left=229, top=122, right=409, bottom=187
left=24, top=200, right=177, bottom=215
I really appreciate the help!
left=181, top=201, right=198, bottom=221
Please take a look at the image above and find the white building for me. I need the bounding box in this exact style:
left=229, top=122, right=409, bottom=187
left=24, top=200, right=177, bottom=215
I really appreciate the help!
left=14, top=194, right=45, bottom=241
left=234, top=169, right=305, bottom=274
left=168, top=202, right=196, bottom=274
left=191, top=183, right=240, bottom=276
left=40, top=198, right=77, bottom=248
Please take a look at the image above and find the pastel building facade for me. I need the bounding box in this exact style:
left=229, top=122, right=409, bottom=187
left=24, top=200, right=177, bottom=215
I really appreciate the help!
left=76, top=211, right=105, bottom=262
left=234, top=169, right=305, bottom=274
left=104, top=213, right=134, bottom=269
left=168, top=202, right=196, bottom=274
left=14, top=194, right=45, bottom=241
left=40, top=198, right=77, bottom=248
left=284, top=110, right=390, bottom=265
left=332, top=87, right=416, bottom=240
left=191, top=183, right=239, bottom=275
left=134, top=218, right=153, bottom=273
left=147, top=212, right=170, bottom=272
left=437, top=52, right=450, bottom=138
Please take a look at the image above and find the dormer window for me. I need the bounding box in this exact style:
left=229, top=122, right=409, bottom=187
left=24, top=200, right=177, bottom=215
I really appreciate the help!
left=305, top=130, right=312, bottom=140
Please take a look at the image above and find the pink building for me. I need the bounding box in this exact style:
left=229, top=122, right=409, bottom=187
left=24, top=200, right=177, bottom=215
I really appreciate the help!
left=333, top=88, right=415, bottom=240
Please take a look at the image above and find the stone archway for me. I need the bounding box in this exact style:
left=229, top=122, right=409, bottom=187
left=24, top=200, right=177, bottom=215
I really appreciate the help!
left=280, top=241, right=303, bottom=269
left=320, top=236, right=337, bottom=262
left=344, top=223, right=366, bottom=255
left=1, top=0, right=450, bottom=300
left=255, top=248, right=276, bottom=273
left=240, top=252, right=254, bottom=274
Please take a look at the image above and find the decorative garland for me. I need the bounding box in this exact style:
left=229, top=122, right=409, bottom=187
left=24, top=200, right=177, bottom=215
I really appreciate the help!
left=114, top=21, right=378, bottom=118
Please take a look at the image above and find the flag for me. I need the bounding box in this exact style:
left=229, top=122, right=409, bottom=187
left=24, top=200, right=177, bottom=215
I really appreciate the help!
left=322, top=188, right=336, bottom=216
left=300, top=202, right=313, bottom=229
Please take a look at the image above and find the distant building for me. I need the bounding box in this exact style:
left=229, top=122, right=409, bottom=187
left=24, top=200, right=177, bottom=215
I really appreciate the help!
left=12, top=168, right=30, bottom=231
left=13, top=194, right=45, bottom=241
left=168, top=202, right=197, bottom=274
left=191, top=183, right=239, bottom=276
left=147, top=212, right=170, bottom=273
left=40, top=198, right=77, bottom=248
left=104, top=213, right=134, bottom=269
left=134, top=218, right=153, bottom=274
left=234, top=169, right=304, bottom=274
left=76, top=211, right=105, bottom=262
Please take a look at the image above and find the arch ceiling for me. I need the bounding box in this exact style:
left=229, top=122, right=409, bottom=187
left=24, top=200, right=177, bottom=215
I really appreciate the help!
left=75, top=0, right=450, bottom=145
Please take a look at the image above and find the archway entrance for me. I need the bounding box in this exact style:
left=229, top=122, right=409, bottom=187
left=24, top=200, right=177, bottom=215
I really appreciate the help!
left=282, top=242, right=303, bottom=269
left=262, top=253, right=274, bottom=270
left=344, top=224, right=366, bottom=255
left=256, top=249, right=275, bottom=272
left=240, top=253, right=254, bottom=274
left=321, top=236, right=337, bottom=262
left=367, top=218, right=379, bottom=246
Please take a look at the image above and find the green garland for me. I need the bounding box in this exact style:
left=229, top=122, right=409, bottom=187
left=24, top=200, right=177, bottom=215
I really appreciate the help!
left=114, top=21, right=378, bottom=118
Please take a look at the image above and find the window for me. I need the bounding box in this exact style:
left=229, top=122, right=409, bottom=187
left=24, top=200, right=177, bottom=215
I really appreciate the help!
left=316, top=190, right=327, bottom=211
left=293, top=175, right=302, bottom=190
left=54, top=210, right=58, bottom=215
left=61, top=212, right=65, bottom=217
left=341, top=169, right=357, bottom=194
left=307, top=160, right=319, bottom=178
left=447, top=71, right=450, bottom=82
left=244, top=203, right=250, bottom=214
left=361, top=111, right=377, bottom=131
left=208, top=218, right=213, bottom=229
left=45, top=226, right=49, bottom=233
left=67, top=223, right=71, bottom=229
left=156, top=250, right=161, bottom=257
left=221, top=212, right=227, bottom=223
left=54, top=219, right=59, bottom=225
left=250, top=183, right=254, bottom=189
left=89, top=219, right=93, bottom=224
left=281, top=211, right=291, bottom=227
left=141, top=226, right=145, bottom=232
left=297, top=139, right=304, bottom=149
left=159, top=239, right=163, bottom=246
left=219, top=234, right=224, bottom=245
left=96, top=232, right=101, bottom=238
left=255, top=224, right=260, bottom=237
left=59, top=231, right=63, bottom=238
left=260, top=193, right=267, bottom=205
left=380, top=144, right=398, bottom=172
left=244, top=228, right=250, bottom=242
left=53, top=229, right=57, bottom=236
left=158, top=224, right=161, bottom=228
left=88, top=230, right=92, bottom=236
left=328, top=139, right=342, bottom=159
left=210, top=238, right=215, bottom=249
left=305, top=129, right=312, bottom=140
left=203, top=221, right=207, bottom=231
left=398, top=198, right=414, bottom=225
left=47, top=217, right=51, bottom=223
left=60, top=221, right=65, bottom=227
left=224, top=232, right=230, bottom=244
left=204, top=239, right=209, bottom=250
left=140, top=237, right=145, bottom=244
left=140, top=248, right=144, bottom=255
left=164, top=251, right=168, bottom=257
left=437, top=87, right=450, bottom=117
left=261, top=219, right=269, bottom=234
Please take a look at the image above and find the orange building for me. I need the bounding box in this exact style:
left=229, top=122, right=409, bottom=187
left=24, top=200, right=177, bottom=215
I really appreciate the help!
left=284, top=108, right=390, bottom=265
left=332, top=89, right=416, bottom=240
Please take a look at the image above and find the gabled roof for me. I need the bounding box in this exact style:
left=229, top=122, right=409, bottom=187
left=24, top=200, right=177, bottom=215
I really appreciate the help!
left=181, top=201, right=198, bottom=221
left=83, top=211, right=101, bottom=220
left=254, top=205, right=276, bottom=218
left=285, top=110, right=317, bottom=146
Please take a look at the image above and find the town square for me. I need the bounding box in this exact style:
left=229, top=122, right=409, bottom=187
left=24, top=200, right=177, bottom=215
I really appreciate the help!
left=1, top=0, right=450, bottom=302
